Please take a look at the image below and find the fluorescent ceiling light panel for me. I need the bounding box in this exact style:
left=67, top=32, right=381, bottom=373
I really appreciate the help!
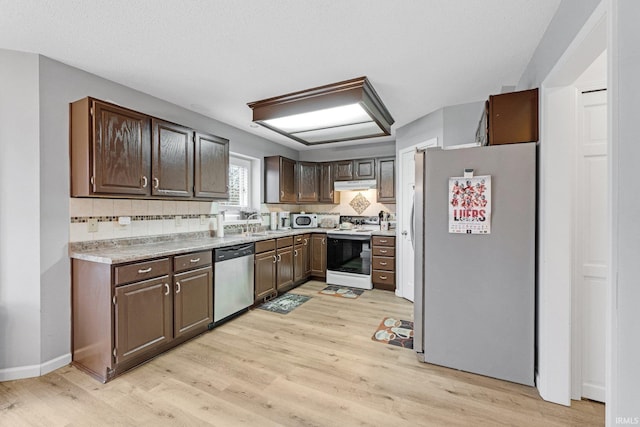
left=247, top=76, right=394, bottom=145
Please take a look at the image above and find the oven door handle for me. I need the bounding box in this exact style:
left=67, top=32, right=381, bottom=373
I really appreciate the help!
left=326, top=234, right=371, bottom=241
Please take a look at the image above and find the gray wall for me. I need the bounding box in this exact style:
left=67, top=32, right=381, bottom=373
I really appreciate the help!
left=517, top=0, right=601, bottom=89
left=443, top=101, right=485, bottom=148
left=611, top=0, right=640, bottom=418
left=0, top=49, right=41, bottom=373
left=396, top=108, right=444, bottom=151
left=298, top=141, right=395, bottom=162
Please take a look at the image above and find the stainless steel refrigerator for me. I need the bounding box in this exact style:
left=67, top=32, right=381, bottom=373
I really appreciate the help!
left=413, top=142, right=535, bottom=386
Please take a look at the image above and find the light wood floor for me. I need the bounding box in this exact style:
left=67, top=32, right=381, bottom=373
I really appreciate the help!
left=1, top=281, right=603, bottom=426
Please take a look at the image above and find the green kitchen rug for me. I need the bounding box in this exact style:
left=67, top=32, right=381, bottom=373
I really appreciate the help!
left=258, top=293, right=311, bottom=314
left=371, top=317, right=414, bottom=349
left=318, top=285, right=364, bottom=299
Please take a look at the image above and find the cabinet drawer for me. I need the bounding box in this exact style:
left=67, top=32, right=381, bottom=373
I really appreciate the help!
left=372, top=246, right=395, bottom=257
left=255, top=239, right=276, bottom=253
left=114, top=258, right=171, bottom=286
left=372, top=236, right=395, bottom=247
left=277, top=236, right=293, bottom=248
left=174, top=251, right=212, bottom=273
left=372, top=256, right=395, bottom=271
left=372, top=270, right=395, bottom=286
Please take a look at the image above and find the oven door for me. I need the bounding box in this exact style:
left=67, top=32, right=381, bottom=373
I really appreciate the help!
left=326, top=234, right=371, bottom=275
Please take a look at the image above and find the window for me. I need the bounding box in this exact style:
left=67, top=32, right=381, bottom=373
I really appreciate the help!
left=221, top=154, right=259, bottom=212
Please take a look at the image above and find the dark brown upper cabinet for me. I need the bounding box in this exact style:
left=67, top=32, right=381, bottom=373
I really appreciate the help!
left=152, top=119, right=193, bottom=198
left=376, top=157, right=396, bottom=203
left=71, top=97, right=229, bottom=200
left=297, top=161, right=318, bottom=203
left=194, top=132, right=229, bottom=199
left=334, top=158, right=376, bottom=181
left=488, top=88, right=539, bottom=145
left=318, top=162, right=337, bottom=203
left=264, top=156, right=297, bottom=203
left=71, top=98, right=151, bottom=196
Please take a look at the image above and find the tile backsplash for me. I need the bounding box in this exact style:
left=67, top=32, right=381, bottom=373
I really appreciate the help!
left=70, top=191, right=395, bottom=242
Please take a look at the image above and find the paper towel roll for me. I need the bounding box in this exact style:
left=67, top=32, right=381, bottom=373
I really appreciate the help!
left=217, top=214, right=224, bottom=237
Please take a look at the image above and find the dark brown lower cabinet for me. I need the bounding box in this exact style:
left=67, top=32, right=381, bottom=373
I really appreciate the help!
left=255, top=249, right=277, bottom=301
left=174, top=266, right=213, bottom=338
left=310, top=234, right=327, bottom=278
left=276, top=245, right=294, bottom=291
left=72, top=252, right=213, bottom=383
left=294, top=243, right=305, bottom=282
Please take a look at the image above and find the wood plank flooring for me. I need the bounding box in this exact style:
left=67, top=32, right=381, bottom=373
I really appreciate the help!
left=0, top=280, right=604, bottom=426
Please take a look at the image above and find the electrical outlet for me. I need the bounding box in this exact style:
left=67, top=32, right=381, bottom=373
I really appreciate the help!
left=200, top=215, right=208, bottom=225
left=87, top=218, right=98, bottom=233
left=175, top=215, right=183, bottom=227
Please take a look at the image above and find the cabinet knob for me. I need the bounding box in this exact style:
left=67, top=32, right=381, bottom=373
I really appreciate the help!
left=153, top=177, right=159, bottom=189
left=304, top=239, right=308, bottom=245
left=141, top=176, right=148, bottom=188
left=277, top=254, right=282, bottom=262
left=294, top=249, right=298, bottom=256
left=272, top=255, right=277, bottom=264
left=164, top=283, right=170, bottom=296
left=176, top=282, right=181, bottom=294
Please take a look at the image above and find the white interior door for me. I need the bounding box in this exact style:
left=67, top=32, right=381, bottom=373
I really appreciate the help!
left=398, top=139, right=437, bottom=302
left=576, top=89, right=607, bottom=402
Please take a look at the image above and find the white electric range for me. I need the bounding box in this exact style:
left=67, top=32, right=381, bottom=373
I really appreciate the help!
left=326, top=216, right=380, bottom=290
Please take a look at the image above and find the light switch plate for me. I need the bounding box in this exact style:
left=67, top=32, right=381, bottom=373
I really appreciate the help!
left=87, top=218, right=98, bottom=233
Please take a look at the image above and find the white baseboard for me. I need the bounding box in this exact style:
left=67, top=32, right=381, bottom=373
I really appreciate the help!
left=0, top=353, right=71, bottom=382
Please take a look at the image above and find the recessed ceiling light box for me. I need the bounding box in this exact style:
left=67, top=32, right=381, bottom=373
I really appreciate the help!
left=247, top=76, right=394, bottom=145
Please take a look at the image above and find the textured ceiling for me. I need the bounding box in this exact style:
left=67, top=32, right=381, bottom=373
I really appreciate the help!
left=0, top=0, right=560, bottom=150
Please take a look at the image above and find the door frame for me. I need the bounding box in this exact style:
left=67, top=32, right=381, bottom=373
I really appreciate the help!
left=397, top=137, right=438, bottom=300
left=537, top=2, right=607, bottom=406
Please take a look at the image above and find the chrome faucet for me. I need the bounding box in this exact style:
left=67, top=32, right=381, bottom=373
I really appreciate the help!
left=245, top=212, right=261, bottom=234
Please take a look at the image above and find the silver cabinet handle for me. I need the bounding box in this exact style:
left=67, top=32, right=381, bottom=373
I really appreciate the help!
left=176, top=282, right=181, bottom=294
left=164, top=283, right=170, bottom=295
left=272, top=255, right=277, bottom=264
left=189, top=258, right=200, bottom=263
left=380, top=262, right=388, bottom=266
left=277, top=254, right=282, bottom=262
left=153, top=177, right=159, bottom=189
left=329, top=191, right=333, bottom=198
left=379, top=276, right=387, bottom=280
left=138, top=267, right=152, bottom=274
left=294, top=249, right=298, bottom=256
left=379, top=239, right=388, bottom=244
left=141, top=176, right=148, bottom=188
left=322, top=238, right=325, bottom=245
left=380, top=250, right=388, bottom=254
left=303, top=239, right=308, bottom=245
left=280, top=191, right=284, bottom=198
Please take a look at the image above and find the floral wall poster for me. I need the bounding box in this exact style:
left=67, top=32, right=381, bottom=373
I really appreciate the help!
left=448, top=175, right=491, bottom=234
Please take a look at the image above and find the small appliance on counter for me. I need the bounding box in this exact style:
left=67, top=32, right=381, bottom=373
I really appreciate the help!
left=292, top=213, right=317, bottom=228
left=278, top=211, right=291, bottom=230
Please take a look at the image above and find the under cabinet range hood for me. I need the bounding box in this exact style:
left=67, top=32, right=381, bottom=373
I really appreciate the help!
left=334, top=180, right=376, bottom=191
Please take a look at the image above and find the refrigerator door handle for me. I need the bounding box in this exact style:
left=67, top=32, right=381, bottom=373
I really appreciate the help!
left=410, top=194, right=415, bottom=250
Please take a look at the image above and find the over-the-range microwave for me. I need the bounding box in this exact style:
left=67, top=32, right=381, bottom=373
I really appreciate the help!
left=291, top=213, right=318, bottom=228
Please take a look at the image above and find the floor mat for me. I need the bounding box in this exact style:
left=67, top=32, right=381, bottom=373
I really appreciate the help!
left=318, top=285, right=364, bottom=299
left=258, top=293, right=311, bottom=314
left=371, top=317, right=414, bottom=349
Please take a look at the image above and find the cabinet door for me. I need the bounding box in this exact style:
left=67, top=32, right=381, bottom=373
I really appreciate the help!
left=279, top=157, right=297, bottom=203
left=174, top=267, right=213, bottom=339
left=92, top=100, right=151, bottom=195
left=114, top=275, right=172, bottom=364
left=151, top=119, right=193, bottom=198
left=276, top=246, right=294, bottom=290
left=194, top=132, right=229, bottom=199
left=354, top=158, right=376, bottom=180
left=255, top=250, right=277, bottom=301
left=297, top=162, right=318, bottom=202
left=377, top=157, right=396, bottom=203
left=334, top=160, right=353, bottom=181
left=318, top=162, right=336, bottom=203
left=302, top=235, right=311, bottom=277
left=310, top=234, right=327, bottom=278
left=488, top=88, right=539, bottom=145
left=293, top=244, right=304, bottom=282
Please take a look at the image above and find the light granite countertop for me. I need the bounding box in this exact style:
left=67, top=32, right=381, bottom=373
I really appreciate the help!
left=69, top=228, right=396, bottom=265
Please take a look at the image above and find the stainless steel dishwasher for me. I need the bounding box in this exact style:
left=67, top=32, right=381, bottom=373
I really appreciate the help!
left=213, top=243, right=255, bottom=324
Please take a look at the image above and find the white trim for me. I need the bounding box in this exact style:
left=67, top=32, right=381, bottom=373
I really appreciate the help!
left=397, top=138, right=438, bottom=301
left=537, top=1, right=607, bottom=406
left=40, top=353, right=72, bottom=376
left=0, top=353, right=70, bottom=381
